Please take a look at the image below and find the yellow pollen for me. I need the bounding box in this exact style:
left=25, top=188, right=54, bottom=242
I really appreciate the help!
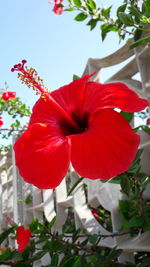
left=17, top=66, right=50, bottom=94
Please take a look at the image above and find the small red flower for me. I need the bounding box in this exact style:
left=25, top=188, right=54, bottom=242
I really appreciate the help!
left=12, top=61, right=149, bottom=189
left=2, top=91, right=16, bottom=101
left=146, top=118, right=150, bottom=125
left=53, top=4, right=63, bottom=15
left=49, top=0, right=63, bottom=15
left=91, top=209, right=101, bottom=223
left=16, top=226, right=31, bottom=252
left=0, top=116, right=3, bottom=126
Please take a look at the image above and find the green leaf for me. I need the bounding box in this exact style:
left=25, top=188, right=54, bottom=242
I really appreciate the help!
left=29, top=217, right=39, bottom=232
left=119, top=200, right=130, bottom=216
left=118, top=12, right=134, bottom=26
left=80, top=238, right=89, bottom=246
left=101, top=247, right=122, bottom=266
left=120, top=177, right=130, bottom=196
left=107, top=247, right=122, bottom=261
left=128, top=149, right=143, bottom=174
left=72, top=228, right=81, bottom=242
left=30, top=251, right=47, bottom=262
left=87, top=19, right=97, bottom=30
left=13, top=263, right=28, bottom=267
left=134, top=149, right=143, bottom=162
left=0, top=227, right=15, bottom=245
left=129, top=36, right=150, bottom=49
left=128, top=5, right=141, bottom=23
left=46, top=239, right=66, bottom=252
left=11, top=251, right=23, bottom=261
left=139, top=257, right=150, bottom=267
left=73, top=0, right=81, bottom=8
left=108, top=175, right=121, bottom=184
left=74, top=13, right=88, bottom=21
left=144, top=0, right=150, bottom=16
left=101, top=6, right=112, bottom=17
left=22, top=248, right=30, bottom=261
left=100, top=23, right=118, bottom=41
left=67, top=177, right=84, bottom=196
left=127, top=216, right=143, bottom=228
left=0, top=249, right=11, bottom=261
left=87, top=0, right=96, bottom=10
left=143, top=218, right=150, bottom=231
left=134, top=28, right=142, bottom=41
left=48, top=216, right=56, bottom=230
left=120, top=111, right=134, bottom=122
left=67, top=0, right=74, bottom=5
left=117, top=4, right=127, bottom=16
left=128, top=162, right=140, bottom=174
left=73, top=74, right=80, bottom=80
left=65, top=7, right=75, bottom=11
left=25, top=193, right=32, bottom=204
left=51, top=253, right=59, bottom=265
left=59, top=256, right=80, bottom=267
left=86, top=255, right=99, bottom=265
left=141, top=125, right=150, bottom=134
left=89, top=234, right=99, bottom=244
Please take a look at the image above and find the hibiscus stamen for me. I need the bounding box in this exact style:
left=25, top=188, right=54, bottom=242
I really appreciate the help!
left=11, top=60, right=81, bottom=131
left=11, top=60, right=49, bottom=95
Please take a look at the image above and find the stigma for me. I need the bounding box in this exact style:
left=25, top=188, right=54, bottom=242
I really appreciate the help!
left=11, top=60, right=49, bottom=96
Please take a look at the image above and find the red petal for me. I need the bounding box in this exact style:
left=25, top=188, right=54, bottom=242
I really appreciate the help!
left=50, top=74, right=93, bottom=115
left=83, top=82, right=149, bottom=114
left=30, top=79, right=148, bottom=128
left=29, top=95, right=63, bottom=126
left=1, top=91, right=16, bottom=101
left=69, top=109, right=140, bottom=180
left=8, top=91, right=16, bottom=98
left=14, top=123, right=70, bottom=189
left=53, top=4, right=63, bottom=14
left=16, top=226, right=31, bottom=252
left=29, top=74, right=92, bottom=126
left=2, top=92, right=9, bottom=101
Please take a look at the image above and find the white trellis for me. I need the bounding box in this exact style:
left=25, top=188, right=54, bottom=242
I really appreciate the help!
left=0, top=41, right=150, bottom=266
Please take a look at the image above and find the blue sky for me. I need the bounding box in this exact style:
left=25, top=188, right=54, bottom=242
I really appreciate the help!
left=1, top=0, right=124, bottom=109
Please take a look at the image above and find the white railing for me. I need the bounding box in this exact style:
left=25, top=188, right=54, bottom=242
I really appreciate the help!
left=0, top=42, right=150, bottom=266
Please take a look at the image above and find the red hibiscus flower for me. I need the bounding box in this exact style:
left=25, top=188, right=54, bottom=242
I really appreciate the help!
left=2, top=91, right=16, bottom=101
left=12, top=61, right=149, bottom=189
left=16, top=225, right=31, bottom=252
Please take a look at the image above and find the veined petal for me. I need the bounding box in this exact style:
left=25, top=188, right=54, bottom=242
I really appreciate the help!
left=14, top=123, right=70, bottom=189
left=69, top=109, right=140, bottom=180
left=51, top=74, right=93, bottom=115
left=29, top=95, right=65, bottom=126
left=83, top=82, right=149, bottom=114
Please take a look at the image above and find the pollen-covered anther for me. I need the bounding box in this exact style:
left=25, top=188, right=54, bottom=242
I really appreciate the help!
left=12, top=60, right=50, bottom=95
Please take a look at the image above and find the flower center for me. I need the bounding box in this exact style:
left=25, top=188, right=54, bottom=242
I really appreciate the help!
left=60, top=112, right=89, bottom=136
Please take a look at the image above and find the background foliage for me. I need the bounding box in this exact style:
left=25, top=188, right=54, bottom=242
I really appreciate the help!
left=64, top=0, right=150, bottom=48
